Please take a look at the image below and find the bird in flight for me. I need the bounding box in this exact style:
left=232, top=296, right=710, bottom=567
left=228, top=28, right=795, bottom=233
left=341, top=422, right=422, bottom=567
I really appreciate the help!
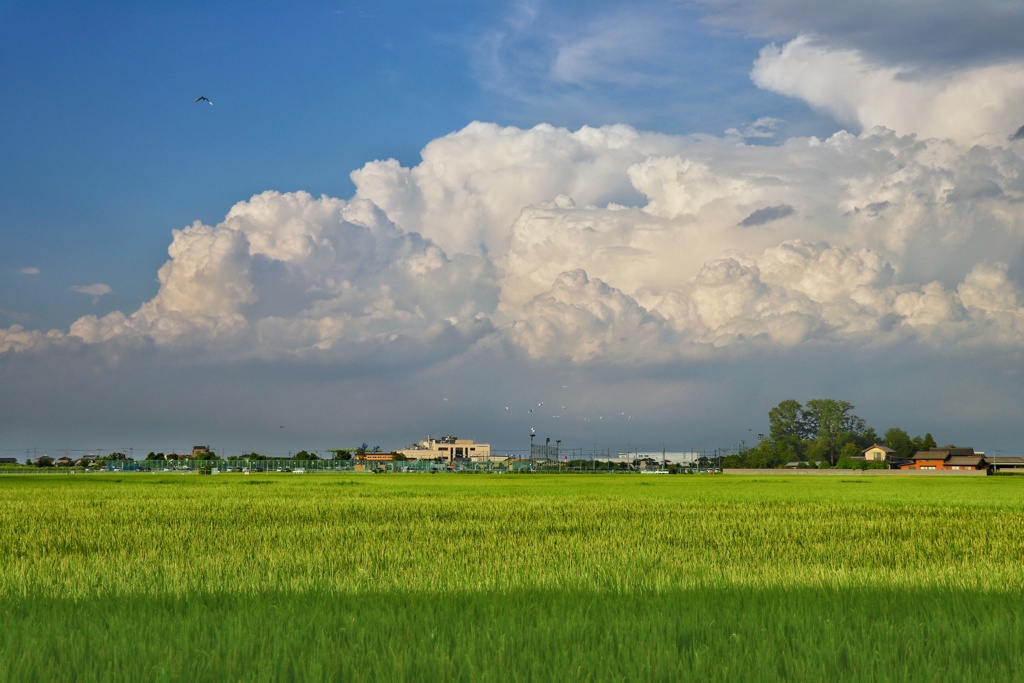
left=194, top=96, right=213, bottom=105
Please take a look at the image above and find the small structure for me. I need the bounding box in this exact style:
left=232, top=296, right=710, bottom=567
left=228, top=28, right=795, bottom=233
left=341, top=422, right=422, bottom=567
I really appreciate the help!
left=191, top=445, right=211, bottom=458
left=986, top=456, right=1024, bottom=473
left=901, top=447, right=989, bottom=472
left=357, top=452, right=396, bottom=462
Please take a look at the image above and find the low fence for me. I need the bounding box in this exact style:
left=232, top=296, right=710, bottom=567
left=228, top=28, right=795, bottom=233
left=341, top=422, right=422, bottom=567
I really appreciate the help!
left=723, top=468, right=989, bottom=476
left=1, top=459, right=697, bottom=475
left=3, top=462, right=993, bottom=476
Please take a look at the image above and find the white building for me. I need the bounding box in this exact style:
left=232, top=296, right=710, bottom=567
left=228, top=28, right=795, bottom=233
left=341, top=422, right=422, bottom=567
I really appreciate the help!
left=397, top=435, right=491, bottom=463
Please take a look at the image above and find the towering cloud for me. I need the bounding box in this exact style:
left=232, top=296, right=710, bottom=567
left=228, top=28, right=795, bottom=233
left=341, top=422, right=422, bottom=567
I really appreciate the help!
left=51, top=191, right=497, bottom=365
left=4, top=121, right=1023, bottom=366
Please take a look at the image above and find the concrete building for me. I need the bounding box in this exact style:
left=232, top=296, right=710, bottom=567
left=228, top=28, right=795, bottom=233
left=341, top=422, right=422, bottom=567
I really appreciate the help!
left=398, top=435, right=491, bottom=464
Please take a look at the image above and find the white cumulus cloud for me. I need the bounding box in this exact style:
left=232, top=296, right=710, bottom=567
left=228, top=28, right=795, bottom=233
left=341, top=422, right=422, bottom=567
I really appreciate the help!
left=2, top=121, right=1024, bottom=367
left=752, top=36, right=1024, bottom=145
left=59, top=191, right=497, bottom=363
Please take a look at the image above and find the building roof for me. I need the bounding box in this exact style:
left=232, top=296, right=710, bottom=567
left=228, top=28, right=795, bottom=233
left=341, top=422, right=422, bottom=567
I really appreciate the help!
left=863, top=444, right=895, bottom=454
left=945, top=456, right=988, bottom=467
left=912, top=447, right=975, bottom=460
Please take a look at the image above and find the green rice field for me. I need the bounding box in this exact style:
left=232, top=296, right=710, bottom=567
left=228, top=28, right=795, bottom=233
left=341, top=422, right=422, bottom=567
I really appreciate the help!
left=1, top=472, right=1022, bottom=681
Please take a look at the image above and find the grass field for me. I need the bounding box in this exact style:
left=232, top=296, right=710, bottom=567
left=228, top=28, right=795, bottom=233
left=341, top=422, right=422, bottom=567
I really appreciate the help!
left=1, top=473, right=1022, bottom=681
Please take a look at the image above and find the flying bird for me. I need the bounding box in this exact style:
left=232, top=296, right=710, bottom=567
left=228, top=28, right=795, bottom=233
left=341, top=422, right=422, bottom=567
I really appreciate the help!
left=194, top=96, right=213, bottom=105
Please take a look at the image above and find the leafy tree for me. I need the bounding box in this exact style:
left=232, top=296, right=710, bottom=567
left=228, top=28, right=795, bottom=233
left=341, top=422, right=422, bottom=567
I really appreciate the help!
left=742, top=446, right=782, bottom=469
left=329, top=450, right=352, bottom=461
left=910, top=433, right=938, bottom=452
left=883, top=428, right=914, bottom=460
left=768, top=399, right=811, bottom=449
left=760, top=398, right=875, bottom=467
left=720, top=453, right=743, bottom=469
left=803, top=399, right=867, bottom=466
left=836, top=442, right=862, bottom=467
left=35, top=455, right=54, bottom=467
left=294, top=450, right=319, bottom=461
left=836, top=454, right=856, bottom=469
left=742, top=440, right=796, bottom=468
left=856, top=426, right=880, bottom=449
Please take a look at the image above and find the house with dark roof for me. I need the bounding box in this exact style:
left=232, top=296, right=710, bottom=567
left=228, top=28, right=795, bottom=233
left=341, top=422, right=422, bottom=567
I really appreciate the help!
left=900, top=447, right=989, bottom=472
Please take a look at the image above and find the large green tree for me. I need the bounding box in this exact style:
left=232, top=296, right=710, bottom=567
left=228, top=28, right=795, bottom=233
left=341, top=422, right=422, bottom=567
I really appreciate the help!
left=745, top=398, right=873, bottom=468
left=768, top=399, right=810, bottom=442
left=803, top=399, right=867, bottom=466
left=766, top=399, right=810, bottom=459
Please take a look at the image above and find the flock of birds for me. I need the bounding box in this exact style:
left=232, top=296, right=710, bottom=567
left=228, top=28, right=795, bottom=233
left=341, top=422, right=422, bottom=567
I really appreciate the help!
left=440, top=384, right=635, bottom=433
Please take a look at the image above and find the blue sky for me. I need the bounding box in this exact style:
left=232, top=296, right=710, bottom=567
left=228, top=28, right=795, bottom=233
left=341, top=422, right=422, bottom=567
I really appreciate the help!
left=2, top=1, right=828, bottom=330
left=3, top=1, right=1024, bottom=458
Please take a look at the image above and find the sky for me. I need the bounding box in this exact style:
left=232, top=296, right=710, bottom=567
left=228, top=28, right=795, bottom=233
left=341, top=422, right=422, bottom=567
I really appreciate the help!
left=3, top=0, right=1024, bottom=459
